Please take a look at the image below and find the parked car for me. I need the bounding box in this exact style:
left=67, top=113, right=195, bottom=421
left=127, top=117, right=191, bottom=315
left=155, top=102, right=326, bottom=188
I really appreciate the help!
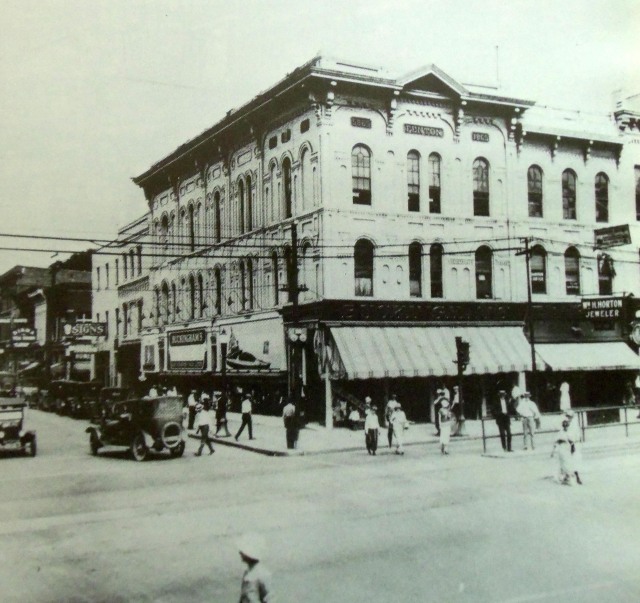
left=45, top=380, right=100, bottom=417
left=0, top=398, right=36, bottom=456
left=86, top=395, right=185, bottom=461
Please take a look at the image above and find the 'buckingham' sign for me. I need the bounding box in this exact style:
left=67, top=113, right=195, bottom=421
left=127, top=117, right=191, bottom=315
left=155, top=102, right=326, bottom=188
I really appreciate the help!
left=168, top=329, right=206, bottom=347
left=404, top=123, right=444, bottom=137
left=581, top=297, right=624, bottom=320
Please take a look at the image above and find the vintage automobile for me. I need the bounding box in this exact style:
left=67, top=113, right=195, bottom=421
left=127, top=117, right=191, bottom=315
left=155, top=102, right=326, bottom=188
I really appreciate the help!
left=0, top=398, right=37, bottom=456
left=96, top=387, right=132, bottom=420
left=45, top=380, right=101, bottom=418
left=86, top=395, right=185, bottom=461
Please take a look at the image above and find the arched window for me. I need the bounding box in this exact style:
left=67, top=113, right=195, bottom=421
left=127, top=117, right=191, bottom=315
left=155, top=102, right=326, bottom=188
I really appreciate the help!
left=475, top=246, right=493, bottom=299
left=272, top=252, right=279, bottom=305
left=160, top=215, right=169, bottom=250
left=430, top=244, right=443, bottom=298
left=354, top=239, right=374, bottom=297
left=562, top=169, right=577, bottom=219
left=352, top=145, right=371, bottom=205
left=238, top=180, right=245, bottom=234
left=530, top=245, right=547, bottom=294
left=247, top=259, right=254, bottom=310
left=214, top=268, right=222, bottom=315
left=214, top=191, right=221, bottom=242
left=409, top=242, right=422, bottom=297
left=171, top=282, right=177, bottom=321
left=283, top=158, right=292, bottom=218
left=161, top=282, right=170, bottom=324
left=301, top=148, right=312, bottom=210
left=598, top=253, right=615, bottom=295
left=270, top=163, right=277, bottom=222
left=595, top=172, right=609, bottom=223
left=246, top=175, right=253, bottom=231
left=188, top=204, right=195, bottom=251
left=428, top=153, right=441, bottom=214
left=189, top=275, right=196, bottom=319
left=198, top=273, right=204, bottom=317
left=564, top=247, right=580, bottom=295
left=154, top=287, right=160, bottom=326
left=473, top=158, right=490, bottom=216
left=407, top=151, right=420, bottom=212
left=283, top=247, right=293, bottom=302
left=527, top=165, right=543, bottom=217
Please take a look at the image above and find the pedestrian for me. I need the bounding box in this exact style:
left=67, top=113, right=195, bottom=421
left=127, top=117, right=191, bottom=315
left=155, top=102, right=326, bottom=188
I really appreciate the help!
left=235, top=392, right=254, bottom=441
left=433, top=388, right=448, bottom=436
left=516, top=391, right=541, bottom=450
left=215, top=392, right=232, bottom=437
left=450, top=385, right=461, bottom=436
left=438, top=397, right=452, bottom=455
left=390, top=403, right=408, bottom=455
left=551, top=419, right=579, bottom=485
left=194, top=400, right=215, bottom=456
left=148, top=385, right=158, bottom=398
left=167, top=385, right=178, bottom=396
left=348, top=406, right=361, bottom=430
left=187, top=389, right=198, bottom=430
left=564, top=410, right=583, bottom=485
left=492, top=390, right=513, bottom=452
left=385, top=394, right=401, bottom=448
left=559, top=381, right=571, bottom=412
left=364, top=404, right=380, bottom=455
left=282, top=398, right=297, bottom=449
left=237, top=533, right=272, bottom=603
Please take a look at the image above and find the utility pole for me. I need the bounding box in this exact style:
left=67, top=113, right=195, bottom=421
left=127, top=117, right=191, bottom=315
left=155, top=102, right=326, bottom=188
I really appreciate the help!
left=454, top=336, right=470, bottom=436
left=517, top=237, right=538, bottom=399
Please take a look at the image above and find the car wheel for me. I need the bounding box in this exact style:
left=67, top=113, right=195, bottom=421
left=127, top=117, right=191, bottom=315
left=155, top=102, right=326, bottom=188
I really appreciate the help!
left=170, top=441, right=185, bottom=458
left=130, top=433, right=148, bottom=461
left=24, top=437, right=37, bottom=457
left=90, top=432, right=101, bottom=456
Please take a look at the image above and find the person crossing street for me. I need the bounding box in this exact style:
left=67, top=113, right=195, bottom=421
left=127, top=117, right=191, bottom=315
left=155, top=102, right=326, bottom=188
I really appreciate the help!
left=194, top=400, right=215, bottom=456
left=235, top=393, right=254, bottom=441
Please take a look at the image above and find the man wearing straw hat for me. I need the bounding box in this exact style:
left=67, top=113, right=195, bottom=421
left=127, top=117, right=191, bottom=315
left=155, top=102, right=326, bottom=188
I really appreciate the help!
left=238, top=533, right=272, bottom=602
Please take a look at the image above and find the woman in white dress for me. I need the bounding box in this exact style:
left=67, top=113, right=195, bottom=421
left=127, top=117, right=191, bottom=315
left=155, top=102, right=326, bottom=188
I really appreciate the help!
left=559, top=381, right=571, bottom=412
left=439, top=398, right=452, bottom=455
left=551, top=419, right=576, bottom=485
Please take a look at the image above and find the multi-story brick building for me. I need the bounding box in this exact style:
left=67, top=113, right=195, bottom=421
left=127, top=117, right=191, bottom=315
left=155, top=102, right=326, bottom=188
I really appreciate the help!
left=128, top=56, right=640, bottom=424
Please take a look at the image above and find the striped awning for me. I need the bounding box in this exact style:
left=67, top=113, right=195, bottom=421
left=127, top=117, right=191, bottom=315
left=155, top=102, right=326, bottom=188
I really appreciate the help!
left=536, top=342, right=640, bottom=372
left=330, top=325, right=533, bottom=380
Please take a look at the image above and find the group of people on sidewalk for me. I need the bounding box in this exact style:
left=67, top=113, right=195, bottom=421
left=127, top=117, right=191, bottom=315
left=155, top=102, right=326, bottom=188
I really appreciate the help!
left=492, top=387, right=542, bottom=453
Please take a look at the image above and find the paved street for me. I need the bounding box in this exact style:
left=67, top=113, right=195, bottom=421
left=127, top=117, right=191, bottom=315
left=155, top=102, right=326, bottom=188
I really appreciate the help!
left=1, top=410, right=639, bottom=603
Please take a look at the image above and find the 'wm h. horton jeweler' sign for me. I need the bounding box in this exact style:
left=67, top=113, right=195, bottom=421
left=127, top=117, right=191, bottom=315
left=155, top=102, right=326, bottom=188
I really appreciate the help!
left=581, top=297, right=623, bottom=320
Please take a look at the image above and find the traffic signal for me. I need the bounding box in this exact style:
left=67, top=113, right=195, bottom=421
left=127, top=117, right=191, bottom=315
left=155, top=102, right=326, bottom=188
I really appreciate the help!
left=455, top=337, right=470, bottom=368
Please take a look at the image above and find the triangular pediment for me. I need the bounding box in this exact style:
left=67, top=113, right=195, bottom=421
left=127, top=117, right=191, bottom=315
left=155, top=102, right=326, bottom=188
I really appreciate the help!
left=397, top=64, right=467, bottom=97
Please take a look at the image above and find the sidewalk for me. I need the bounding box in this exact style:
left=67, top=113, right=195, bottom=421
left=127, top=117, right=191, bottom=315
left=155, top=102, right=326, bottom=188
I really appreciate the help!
left=188, top=412, right=640, bottom=457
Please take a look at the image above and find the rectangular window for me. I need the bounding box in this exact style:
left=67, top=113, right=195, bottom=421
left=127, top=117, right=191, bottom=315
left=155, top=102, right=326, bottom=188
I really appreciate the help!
left=114, top=308, right=119, bottom=339
left=115, top=259, right=119, bottom=285
left=105, top=264, right=110, bottom=289
left=300, top=119, right=310, bottom=133
left=105, top=310, right=109, bottom=340
left=635, top=166, right=640, bottom=221
left=268, top=136, right=277, bottom=149
left=407, top=154, right=420, bottom=212
left=96, top=267, right=100, bottom=290
left=281, top=130, right=291, bottom=143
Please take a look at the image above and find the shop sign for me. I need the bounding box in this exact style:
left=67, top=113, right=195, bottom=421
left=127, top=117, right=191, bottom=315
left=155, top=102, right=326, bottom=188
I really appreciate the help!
left=12, top=327, right=36, bottom=347
left=581, top=297, right=624, bottom=320
left=594, top=224, right=631, bottom=249
left=63, top=322, right=107, bottom=338
left=404, top=123, right=444, bottom=137
left=351, top=116, right=372, bottom=129
left=167, top=328, right=207, bottom=371
left=472, top=132, right=489, bottom=142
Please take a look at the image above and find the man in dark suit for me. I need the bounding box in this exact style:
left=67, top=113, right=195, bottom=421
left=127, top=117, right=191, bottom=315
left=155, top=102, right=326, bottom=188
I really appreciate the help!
left=493, top=390, right=513, bottom=452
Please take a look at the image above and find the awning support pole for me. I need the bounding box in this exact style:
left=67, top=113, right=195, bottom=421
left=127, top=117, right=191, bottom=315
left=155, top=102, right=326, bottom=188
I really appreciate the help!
left=324, top=371, right=332, bottom=430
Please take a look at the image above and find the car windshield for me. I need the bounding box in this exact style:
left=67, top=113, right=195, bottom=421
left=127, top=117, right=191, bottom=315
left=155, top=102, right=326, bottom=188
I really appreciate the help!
left=154, top=397, right=183, bottom=419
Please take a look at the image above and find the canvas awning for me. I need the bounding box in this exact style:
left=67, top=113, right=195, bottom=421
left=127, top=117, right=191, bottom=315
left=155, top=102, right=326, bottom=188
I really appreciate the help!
left=535, top=342, right=640, bottom=372
left=329, top=325, right=533, bottom=380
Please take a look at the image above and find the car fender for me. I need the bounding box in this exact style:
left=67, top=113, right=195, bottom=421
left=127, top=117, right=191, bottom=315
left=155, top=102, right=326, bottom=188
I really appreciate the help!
left=141, top=430, right=155, bottom=449
left=19, top=430, right=36, bottom=445
left=86, top=425, right=103, bottom=441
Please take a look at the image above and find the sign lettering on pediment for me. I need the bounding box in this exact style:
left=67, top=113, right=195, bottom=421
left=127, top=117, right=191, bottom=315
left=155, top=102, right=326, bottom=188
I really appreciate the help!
left=404, top=123, right=444, bottom=137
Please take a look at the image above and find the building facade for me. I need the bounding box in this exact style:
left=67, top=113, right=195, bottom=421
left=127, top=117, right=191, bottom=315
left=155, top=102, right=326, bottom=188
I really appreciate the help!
left=128, top=57, right=640, bottom=423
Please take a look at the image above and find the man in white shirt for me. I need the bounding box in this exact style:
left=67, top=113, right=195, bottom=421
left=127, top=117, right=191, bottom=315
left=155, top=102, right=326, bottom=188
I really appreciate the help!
left=364, top=405, right=380, bottom=455
left=282, top=398, right=297, bottom=449
left=187, top=389, right=198, bottom=430
left=516, top=392, right=541, bottom=450
left=235, top=393, right=254, bottom=441
left=385, top=394, right=401, bottom=448
left=194, top=400, right=215, bottom=456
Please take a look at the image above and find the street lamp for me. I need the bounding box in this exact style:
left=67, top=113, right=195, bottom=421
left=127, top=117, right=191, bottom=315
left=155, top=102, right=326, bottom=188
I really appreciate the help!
left=287, top=327, right=307, bottom=420
left=219, top=327, right=230, bottom=401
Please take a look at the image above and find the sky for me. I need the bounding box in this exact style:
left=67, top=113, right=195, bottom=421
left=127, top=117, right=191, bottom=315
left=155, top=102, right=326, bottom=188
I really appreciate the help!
left=0, top=0, right=638, bottom=272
